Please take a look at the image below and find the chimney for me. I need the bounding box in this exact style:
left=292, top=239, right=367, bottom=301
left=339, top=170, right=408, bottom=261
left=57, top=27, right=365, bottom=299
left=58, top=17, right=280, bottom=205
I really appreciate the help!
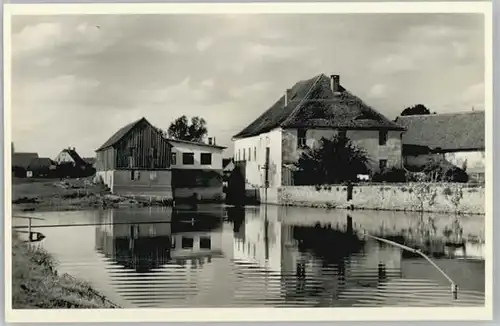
left=213, top=137, right=216, bottom=145
left=284, top=89, right=291, bottom=106
left=208, top=137, right=213, bottom=145
left=330, top=74, right=340, bottom=93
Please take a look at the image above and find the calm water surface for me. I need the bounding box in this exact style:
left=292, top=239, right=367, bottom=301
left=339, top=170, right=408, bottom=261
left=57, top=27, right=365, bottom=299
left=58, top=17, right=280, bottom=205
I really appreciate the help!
left=15, top=205, right=485, bottom=308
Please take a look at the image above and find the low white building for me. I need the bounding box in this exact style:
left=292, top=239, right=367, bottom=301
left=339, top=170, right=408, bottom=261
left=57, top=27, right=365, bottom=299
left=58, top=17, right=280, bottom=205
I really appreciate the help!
left=167, top=138, right=226, bottom=202
left=395, top=111, right=485, bottom=182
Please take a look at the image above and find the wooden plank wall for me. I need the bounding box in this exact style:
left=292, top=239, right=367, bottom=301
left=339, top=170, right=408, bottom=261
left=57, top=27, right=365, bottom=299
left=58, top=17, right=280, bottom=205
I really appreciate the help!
left=95, top=147, right=115, bottom=171
left=114, top=120, right=171, bottom=169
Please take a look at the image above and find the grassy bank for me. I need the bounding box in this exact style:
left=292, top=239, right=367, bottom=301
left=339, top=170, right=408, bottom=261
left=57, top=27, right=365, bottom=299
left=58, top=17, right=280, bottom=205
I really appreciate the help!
left=12, top=232, right=118, bottom=309
left=12, top=177, right=170, bottom=213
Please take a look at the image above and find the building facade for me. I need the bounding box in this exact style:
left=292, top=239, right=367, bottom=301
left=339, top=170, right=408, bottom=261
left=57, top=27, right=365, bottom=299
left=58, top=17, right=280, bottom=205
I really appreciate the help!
left=168, top=138, right=226, bottom=202
left=395, top=111, right=485, bottom=182
left=232, top=74, right=405, bottom=190
left=95, top=117, right=173, bottom=200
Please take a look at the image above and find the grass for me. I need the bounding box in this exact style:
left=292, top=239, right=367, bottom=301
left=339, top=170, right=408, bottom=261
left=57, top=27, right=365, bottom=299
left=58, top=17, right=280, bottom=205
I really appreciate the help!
left=11, top=232, right=118, bottom=309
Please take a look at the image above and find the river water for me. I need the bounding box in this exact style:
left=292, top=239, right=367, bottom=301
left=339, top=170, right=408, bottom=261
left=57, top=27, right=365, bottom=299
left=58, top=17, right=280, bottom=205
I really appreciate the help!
left=14, top=205, right=485, bottom=308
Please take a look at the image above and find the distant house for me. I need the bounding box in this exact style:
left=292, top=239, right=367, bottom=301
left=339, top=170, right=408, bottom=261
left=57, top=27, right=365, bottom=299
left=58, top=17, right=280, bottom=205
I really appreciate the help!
left=95, top=117, right=173, bottom=200
left=232, top=73, right=405, bottom=189
left=395, top=111, right=485, bottom=182
left=12, top=152, right=39, bottom=177
left=54, top=147, right=96, bottom=178
left=167, top=137, right=226, bottom=202
left=27, top=158, right=57, bottom=178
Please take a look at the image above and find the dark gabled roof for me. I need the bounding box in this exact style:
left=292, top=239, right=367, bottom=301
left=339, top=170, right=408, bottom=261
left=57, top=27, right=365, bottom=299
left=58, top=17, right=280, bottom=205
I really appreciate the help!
left=27, top=158, right=55, bottom=170
left=233, top=74, right=404, bottom=139
left=395, top=111, right=485, bottom=152
left=12, top=153, right=39, bottom=169
left=83, top=157, right=96, bottom=165
left=96, top=117, right=147, bottom=152
left=166, top=138, right=227, bottom=150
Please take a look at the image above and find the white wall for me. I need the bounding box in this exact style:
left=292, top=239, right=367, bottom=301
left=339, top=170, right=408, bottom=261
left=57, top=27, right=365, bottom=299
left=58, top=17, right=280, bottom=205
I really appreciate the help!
left=232, top=208, right=282, bottom=273
left=233, top=128, right=282, bottom=188
left=54, top=151, right=75, bottom=164
left=170, top=142, right=224, bottom=170
left=445, top=151, right=485, bottom=173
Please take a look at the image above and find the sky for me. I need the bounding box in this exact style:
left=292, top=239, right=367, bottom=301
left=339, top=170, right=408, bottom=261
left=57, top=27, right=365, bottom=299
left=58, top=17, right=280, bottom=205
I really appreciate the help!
left=11, top=13, right=485, bottom=158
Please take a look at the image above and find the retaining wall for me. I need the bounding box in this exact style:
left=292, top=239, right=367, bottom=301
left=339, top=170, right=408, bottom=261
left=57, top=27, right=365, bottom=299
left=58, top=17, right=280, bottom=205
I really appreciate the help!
left=262, top=183, right=485, bottom=215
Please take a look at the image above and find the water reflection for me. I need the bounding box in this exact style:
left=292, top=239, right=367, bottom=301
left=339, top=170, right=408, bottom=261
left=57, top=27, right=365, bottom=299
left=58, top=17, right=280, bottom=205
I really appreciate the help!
left=30, top=205, right=485, bottom=308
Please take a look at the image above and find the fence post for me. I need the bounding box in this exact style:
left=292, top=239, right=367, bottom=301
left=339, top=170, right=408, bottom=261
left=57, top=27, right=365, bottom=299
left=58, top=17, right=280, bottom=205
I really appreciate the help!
left=28, top=217, right=32, bottom=242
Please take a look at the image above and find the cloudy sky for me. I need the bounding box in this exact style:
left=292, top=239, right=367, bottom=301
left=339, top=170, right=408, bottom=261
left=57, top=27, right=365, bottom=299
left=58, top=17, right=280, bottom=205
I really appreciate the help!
left=11, top=13, right=484, bottom=158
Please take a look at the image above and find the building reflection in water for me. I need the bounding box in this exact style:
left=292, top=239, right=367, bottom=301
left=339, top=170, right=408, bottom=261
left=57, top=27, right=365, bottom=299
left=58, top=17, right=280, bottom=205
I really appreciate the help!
left=93, top=206, right=229, bottom=307
left=94, top=207, right=174, bottom=272
left=227, top=205, right=403, bottom=305
left=91, top=204, right=482, bottom=307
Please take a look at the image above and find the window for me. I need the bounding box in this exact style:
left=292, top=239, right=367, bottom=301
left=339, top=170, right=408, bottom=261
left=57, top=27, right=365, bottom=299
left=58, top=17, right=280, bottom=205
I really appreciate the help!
left=200, top=153, right=212, bottom=165
left=171, top=152, right=177, bottom=165
left=243, top=148, right=246, bottom=161
left=298, top=129, right=307, bottom=148
left=200, top=237, right=211, bottom=250
left=248, top=148, right=251, bottom=161
left=338, top=130, right=347, bottom=140
left=379, top=159, right=388, bottom=171
left=254, top=147, right=257, bottom=161
left=379, top=131, right=388, bottom=146
left=237, top=149, right=241, bottom=161
left=134, top=171, right=140, bottom=180
left=130, top=170, right=135, bottom=180
left=182, top=152, right=195, bottom=165
left=182, top=237, right=194, bottom=249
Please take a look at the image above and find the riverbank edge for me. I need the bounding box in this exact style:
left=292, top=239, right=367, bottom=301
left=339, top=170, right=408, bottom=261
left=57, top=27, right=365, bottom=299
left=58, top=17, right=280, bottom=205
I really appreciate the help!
left=11, top=232, right=120, bottom=309
left=276, top=202, right=486, bottom=216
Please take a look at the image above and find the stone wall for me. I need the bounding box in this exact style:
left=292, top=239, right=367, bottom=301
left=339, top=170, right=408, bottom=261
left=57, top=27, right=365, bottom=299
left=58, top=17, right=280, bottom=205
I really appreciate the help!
left=266, top=183, right=485, bottom=215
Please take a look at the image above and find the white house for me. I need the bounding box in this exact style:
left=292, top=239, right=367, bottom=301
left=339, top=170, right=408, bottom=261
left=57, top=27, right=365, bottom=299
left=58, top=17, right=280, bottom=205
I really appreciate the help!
left=395, top=111, right=485, bottom=182
left=167, top=138, right=226, bottom=202
left=232, top=73, right=405, bottom=191
left=54, top=147, right=87, bottom=167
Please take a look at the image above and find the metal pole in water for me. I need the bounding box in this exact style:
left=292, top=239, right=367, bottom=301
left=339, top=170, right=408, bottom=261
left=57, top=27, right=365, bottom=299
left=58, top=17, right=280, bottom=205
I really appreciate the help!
left=365, top=233, right=459, bottom=300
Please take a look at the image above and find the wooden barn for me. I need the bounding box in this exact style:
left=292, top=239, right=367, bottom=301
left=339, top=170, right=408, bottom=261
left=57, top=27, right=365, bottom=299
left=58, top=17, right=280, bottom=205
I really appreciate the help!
left=95, top=117, right=173, bottom=200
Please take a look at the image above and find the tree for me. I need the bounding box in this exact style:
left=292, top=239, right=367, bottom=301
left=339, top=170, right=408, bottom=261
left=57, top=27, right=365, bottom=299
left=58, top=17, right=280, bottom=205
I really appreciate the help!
left=401, top=104, right=431, bottom=116
left=293, top=136, right=370, bottom=185
left=167, top=115, right=208, bottom=142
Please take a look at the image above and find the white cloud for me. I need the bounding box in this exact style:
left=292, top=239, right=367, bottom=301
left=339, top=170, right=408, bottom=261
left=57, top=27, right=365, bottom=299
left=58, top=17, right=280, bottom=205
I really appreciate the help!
left=196, top=37, right=213, bottom=52
left=229, top=81, right=273, bottom=99
left=245, top=42, right=314, bottom=59
left=34, top=57, right=55, bottom=67
left=201, top=78, right=215, bottom=88
left=13, top=22, right=62, bottom=54
left=368, top=84, right=388, bottom=98
left=371, top=54, right=416, bottom=74
left=144, top=39, right=180, bottom=53
left=15, top=74, right=100, bottom=104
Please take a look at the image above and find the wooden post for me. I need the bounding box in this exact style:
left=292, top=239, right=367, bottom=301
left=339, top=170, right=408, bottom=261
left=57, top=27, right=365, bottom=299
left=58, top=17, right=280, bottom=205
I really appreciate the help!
left=28, top=217, right=32, bottom=242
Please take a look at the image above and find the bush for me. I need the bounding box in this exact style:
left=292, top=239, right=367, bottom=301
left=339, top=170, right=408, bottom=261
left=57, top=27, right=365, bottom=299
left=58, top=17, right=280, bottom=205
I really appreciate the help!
left=371, top=167, right=407, bottom=183
left=422, top=161, right=469, bottom=183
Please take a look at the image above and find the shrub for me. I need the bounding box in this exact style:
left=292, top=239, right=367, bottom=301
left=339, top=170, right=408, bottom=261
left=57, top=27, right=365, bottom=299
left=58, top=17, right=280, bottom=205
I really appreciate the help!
left=422, top=161, right=469, bottom=183
left=371, top=167, right=407, bottom=183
